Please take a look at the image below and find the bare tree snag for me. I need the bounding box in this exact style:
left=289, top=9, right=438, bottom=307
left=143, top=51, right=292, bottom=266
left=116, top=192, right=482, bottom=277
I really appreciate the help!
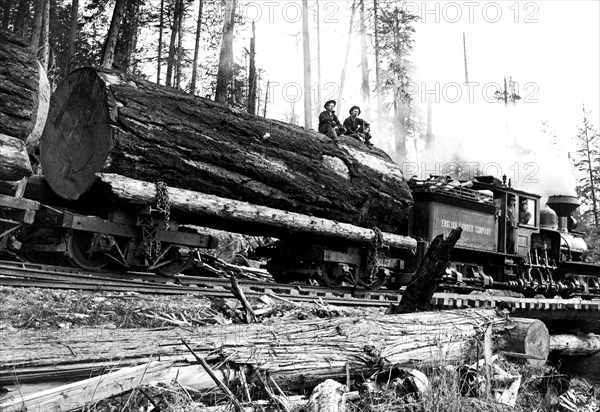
left=0, top=32, right=50, bottom=146
left=500, top=318, right=549, bottom=366
left=550, top=333, right=600, bottom=356
left=390, top=228, right=462, bottom=314
left=40, top=68, right=413, bottom=230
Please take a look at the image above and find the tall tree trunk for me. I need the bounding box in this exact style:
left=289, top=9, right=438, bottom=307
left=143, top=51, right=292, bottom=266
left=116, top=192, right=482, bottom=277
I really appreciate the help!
left=263, top=79, right=269, bottom=117
left=175, top=0, right=184, bottom=89
left=128, top=3, right=140, bottom=74
left=156, top=0, right=164, bottom=84
left=40, top=0, right=49, bottom=72
left=65, top=0, right=78, bottom=74
left=12, top=0, right=27, bottom=37
left=373, top=0, right=381, bottom=122
left=315, top=0, right=322, bottom=108
left=29, top=0, right=41, bottom=53
left=115, top=0, right=141, bottom=74
left=247, top=21, right=256, bottom=115
left=338, top=0, right=356, bottom=115
left=584, top=124, right=599, bottom=226
left=1, top=0, right=12, bottom=31
left=393, top=9, right=407, bottom=162
left=101, top=0, right=126, bottom=69
left=301, top=0, right=312, bottom=129
left=190, top=0, right=203, bottom=95
left=166, top=0, right=182, bottom=87
left=359, top=0, right=370, bottom=120
left=215, top=0, right=235, bottom=103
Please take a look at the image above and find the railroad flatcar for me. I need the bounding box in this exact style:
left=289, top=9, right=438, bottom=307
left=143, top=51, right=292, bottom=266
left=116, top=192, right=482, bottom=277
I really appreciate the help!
left=1, top=173, right=599, bottom=298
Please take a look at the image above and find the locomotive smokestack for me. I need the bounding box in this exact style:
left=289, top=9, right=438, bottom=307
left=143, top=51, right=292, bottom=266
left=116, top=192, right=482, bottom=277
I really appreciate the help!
left=546, top=195, right=579, bottom=232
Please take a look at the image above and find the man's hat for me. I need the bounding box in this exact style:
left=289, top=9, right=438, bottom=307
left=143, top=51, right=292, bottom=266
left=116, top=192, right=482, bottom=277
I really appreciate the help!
left=349, top=106, right=361, bottom=115
left=324, top=100, right=336, bottom=109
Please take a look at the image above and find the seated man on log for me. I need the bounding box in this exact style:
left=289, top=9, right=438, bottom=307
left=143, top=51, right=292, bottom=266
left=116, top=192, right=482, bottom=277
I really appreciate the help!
left=318, top=100, right=346, bottom=142
left=343, top=106, right=373, bottom=146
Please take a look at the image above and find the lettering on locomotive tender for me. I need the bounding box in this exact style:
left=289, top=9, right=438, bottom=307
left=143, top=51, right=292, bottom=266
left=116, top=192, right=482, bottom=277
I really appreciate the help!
left=440, top=219, right=492, bottom=236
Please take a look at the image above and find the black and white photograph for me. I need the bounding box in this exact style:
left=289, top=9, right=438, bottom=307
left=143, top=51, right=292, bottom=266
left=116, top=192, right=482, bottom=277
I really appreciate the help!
left=1, top=0, right=600, bottom=410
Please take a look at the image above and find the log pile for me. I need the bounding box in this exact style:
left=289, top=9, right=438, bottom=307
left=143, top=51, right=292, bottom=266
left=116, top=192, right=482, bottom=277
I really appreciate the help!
left=0, top=32, right=50, bottom=181
left=39, top=68, right=413, bottom=231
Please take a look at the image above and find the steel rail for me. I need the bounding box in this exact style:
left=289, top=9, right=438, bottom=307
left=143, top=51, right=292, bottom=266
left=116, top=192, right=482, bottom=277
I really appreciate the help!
left=2, top=260, right=600, bottom=312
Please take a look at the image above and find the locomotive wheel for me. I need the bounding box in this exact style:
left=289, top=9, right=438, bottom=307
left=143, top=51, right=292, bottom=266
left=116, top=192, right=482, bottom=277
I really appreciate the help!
left=66, top=230, right=111, bottom=270
left=154, top=247, right=193, bottom=276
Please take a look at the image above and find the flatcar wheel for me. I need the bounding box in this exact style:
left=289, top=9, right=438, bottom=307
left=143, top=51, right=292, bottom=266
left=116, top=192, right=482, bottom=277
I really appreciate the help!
left=154, top=247, right=193, bottom=276
left=66, top=230, right=111, bottom=270
left=21, top=229, right=63, bottom=265
left=318, top=263, right=344, bottom=287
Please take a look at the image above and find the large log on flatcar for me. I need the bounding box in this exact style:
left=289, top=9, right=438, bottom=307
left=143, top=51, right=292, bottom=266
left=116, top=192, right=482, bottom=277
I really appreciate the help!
left=0, top=32, right=50, bottom=180
left=40, top=67, right=413, bottom=230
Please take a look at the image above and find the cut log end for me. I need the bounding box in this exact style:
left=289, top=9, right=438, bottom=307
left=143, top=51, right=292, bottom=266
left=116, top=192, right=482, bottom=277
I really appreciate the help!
left=502, top=318, right=549, bottom=366
left=41, top=68, right=113, bottom=200
left=0, top=134, right=33, bottom=181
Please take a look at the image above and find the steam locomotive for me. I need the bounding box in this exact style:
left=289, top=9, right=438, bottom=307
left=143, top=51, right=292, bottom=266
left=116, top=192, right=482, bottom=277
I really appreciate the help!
left=258, top=175, right=600, bottom=298
left=1, top=173, right=598, bottom=299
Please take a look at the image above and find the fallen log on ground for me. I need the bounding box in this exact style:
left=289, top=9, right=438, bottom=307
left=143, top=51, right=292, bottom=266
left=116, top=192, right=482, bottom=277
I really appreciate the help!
left=0, top=361, right=171, bottom=412
left=40, top=67, right=412, bottom=230
left=2, top=309, right=511, bottom=392
left=550, top=333, right=600, bottom=356
left=0, top=361, right=310, bottom=412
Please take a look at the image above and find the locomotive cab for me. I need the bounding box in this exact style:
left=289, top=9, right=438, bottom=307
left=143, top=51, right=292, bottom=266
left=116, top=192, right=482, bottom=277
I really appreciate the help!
left=469, top=176, right=540, bottom=257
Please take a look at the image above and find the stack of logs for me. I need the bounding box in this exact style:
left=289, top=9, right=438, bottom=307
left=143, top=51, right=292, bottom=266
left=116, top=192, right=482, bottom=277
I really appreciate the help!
left=0, top=32, right=50, bottom=183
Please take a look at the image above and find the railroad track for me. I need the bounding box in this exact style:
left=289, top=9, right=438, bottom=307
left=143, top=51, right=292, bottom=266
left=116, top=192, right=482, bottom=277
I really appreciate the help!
left=2, top=260, right=600, bottom=316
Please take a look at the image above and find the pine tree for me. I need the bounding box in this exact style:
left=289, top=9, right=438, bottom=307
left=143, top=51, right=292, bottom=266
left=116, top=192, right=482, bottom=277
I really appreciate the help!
left=376, top=4, right=419, bottom=162
left=574, top=105, right=600, bottom=228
